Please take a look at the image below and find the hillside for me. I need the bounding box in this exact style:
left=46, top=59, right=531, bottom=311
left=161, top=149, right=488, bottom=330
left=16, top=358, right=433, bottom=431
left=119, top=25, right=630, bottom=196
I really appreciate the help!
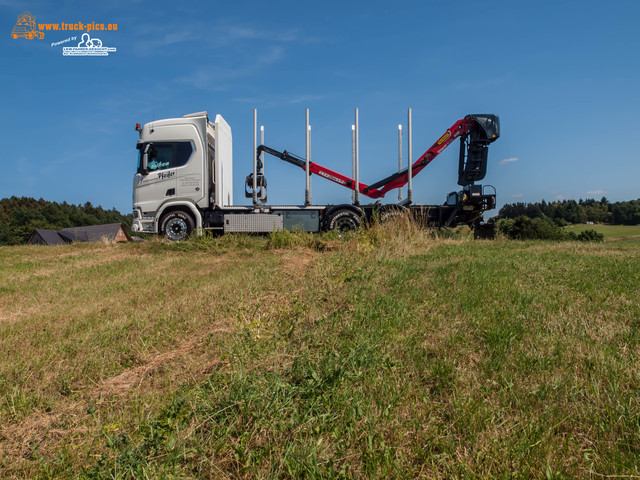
left=0, top=197, right=132, bottom=245
left=1, top=226, right=639, bottom=478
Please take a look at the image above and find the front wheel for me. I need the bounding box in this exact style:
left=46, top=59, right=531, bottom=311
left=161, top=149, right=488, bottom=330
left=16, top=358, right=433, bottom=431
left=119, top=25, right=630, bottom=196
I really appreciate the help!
left=160, top=211, right=194, bottom=241
left=325, top=209, right=361, bottom=233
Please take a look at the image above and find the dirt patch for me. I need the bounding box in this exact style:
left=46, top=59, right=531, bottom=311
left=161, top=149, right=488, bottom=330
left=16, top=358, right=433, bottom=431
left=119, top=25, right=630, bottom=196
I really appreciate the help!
left=280, top=248, right=316, bottom=277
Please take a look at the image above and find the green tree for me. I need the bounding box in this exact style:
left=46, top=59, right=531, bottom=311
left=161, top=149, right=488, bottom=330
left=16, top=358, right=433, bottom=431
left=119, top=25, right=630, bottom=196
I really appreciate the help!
left=0, top=197, right=132, bottom=245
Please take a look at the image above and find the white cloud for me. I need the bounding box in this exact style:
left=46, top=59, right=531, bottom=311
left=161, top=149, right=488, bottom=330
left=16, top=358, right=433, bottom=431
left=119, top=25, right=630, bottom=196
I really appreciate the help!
left=556, top=194, right=570, bottom=200
left=221, top=25, right=299, bottom=43
left=511, top=194, right=524, bottom=198
left=499, top=157, right=519, bottom=165
left=586, top=189, right=607, bottom=196
left=133, top=23, right=299, bottom=57
left=233, top=93, right=332, bottom=106
left=179, top=46, right=285, bottom=90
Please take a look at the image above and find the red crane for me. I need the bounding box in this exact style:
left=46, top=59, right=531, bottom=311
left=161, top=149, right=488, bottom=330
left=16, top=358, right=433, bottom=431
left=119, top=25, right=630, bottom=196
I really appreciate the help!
left=255, top=114, right=499, bottom=200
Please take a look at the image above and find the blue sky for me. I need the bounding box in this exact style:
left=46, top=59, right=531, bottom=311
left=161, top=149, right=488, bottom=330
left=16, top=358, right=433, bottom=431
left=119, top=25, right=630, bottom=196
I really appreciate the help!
left=1, top=0, right=638, bottom=214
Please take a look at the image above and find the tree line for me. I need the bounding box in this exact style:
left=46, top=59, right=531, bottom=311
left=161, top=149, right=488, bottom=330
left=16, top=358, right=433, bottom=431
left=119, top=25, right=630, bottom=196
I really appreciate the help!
left=498, top=197, right=640, bottom=226
left=0, top=196, right=132, bottom=245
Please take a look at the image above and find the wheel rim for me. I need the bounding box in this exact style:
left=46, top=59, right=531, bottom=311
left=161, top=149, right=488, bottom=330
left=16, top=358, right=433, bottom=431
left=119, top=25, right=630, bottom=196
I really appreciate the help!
left=335, top=216, right=358, bottom=232
left=166, top=218, right=188, bottom=240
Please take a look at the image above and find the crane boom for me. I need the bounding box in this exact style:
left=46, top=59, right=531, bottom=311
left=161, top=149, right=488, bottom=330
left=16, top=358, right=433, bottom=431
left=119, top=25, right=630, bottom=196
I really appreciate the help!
left=256, top=114, right=499, bottom=199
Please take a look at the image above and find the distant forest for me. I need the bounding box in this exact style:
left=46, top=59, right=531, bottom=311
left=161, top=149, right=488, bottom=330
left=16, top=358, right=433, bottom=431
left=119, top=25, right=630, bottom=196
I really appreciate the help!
left=0, top=197, right=132, bottom=245
left=498, top=198, right=640, bottom=226
left=2, top=196, right=639, bottom=246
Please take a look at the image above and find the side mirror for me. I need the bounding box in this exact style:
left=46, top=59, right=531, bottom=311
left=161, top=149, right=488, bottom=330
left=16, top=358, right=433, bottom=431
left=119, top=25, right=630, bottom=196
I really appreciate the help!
left=142, top=144, right=151, bottom=175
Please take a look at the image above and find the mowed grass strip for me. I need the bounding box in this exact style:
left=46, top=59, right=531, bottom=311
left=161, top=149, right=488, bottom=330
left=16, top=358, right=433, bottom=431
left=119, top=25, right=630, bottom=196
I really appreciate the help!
left=2, top=230, right=639, bottom=478
left=564, top=224, right=640, bottom=240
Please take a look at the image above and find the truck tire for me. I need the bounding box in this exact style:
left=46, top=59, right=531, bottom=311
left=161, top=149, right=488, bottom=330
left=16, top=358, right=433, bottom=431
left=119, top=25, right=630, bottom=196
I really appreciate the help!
left=473, top=222, right=496, bottom=240
left=326, top=209, right=361, bottom=232
left=160, top=211, right=194, bottom=241
left=379, top=205, right=409, bottom=223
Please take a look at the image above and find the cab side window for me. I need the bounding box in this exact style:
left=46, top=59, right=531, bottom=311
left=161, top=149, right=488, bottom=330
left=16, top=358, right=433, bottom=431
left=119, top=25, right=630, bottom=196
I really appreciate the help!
left=147, top=142, right=193, bottom=171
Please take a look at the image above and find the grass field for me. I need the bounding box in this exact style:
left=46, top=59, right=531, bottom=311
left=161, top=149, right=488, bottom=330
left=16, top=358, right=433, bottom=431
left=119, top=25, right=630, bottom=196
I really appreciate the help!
left=564, top=224, right=640, bottom=240
left=1, top=224, right=639, bottom=479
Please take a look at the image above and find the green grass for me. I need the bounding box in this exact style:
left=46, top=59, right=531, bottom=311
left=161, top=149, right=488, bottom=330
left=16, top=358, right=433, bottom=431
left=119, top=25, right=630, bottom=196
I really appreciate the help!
left=1, top=226, right=639, bottom=478
left=564, top=223, right=640, bottom=239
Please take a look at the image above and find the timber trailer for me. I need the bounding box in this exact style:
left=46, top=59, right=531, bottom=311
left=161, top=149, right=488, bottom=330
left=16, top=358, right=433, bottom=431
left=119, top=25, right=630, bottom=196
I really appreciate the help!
left=131, top=110, right=500, bottom=239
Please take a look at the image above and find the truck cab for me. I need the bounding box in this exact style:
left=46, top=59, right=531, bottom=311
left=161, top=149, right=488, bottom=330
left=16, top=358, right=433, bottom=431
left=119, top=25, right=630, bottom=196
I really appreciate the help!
left=132, top=112, right=233, bottom=237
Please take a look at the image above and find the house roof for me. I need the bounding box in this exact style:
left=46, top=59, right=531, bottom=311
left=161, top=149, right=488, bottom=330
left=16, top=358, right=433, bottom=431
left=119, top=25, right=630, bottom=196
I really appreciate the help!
left=29, top=223, right=129, bottom=245
left=29, top=229, right=68, bottom=245
left=59, top=223, right=129, bottom=242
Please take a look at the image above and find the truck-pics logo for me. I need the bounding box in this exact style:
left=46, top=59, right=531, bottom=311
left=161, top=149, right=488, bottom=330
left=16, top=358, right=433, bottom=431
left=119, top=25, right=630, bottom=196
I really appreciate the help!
left=11, top=11, right=118, bottom=57
left=62, top=33, right=116, bottom=56
left=11, top=11, right=44, bottom=39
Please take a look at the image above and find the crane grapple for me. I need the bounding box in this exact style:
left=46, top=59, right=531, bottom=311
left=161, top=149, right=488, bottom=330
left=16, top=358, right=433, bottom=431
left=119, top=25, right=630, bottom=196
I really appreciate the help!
left=458, top=114, right=500, bottom=186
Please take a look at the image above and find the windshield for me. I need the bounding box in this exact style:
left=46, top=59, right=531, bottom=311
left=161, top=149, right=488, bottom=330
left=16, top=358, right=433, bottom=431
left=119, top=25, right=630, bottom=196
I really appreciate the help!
left=135, top=141, right=193, bottom=175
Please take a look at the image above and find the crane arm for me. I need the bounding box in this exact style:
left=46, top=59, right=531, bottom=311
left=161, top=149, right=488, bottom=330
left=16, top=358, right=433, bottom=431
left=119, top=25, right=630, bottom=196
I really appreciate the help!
left=256, top=114, right=499, bottom=199
left=256, top=145, right=386, bottom=198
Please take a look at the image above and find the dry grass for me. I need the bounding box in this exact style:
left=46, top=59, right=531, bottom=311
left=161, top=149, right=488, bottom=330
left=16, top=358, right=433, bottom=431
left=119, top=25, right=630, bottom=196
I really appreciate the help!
left=0, top=240, right=318, bottom=477
left=0, top=229, right=639, bottom=478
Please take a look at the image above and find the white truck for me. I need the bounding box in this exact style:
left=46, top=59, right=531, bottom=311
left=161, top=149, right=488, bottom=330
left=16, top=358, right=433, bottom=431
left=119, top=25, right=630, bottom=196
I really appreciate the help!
left=131, top=111, right=499, bottom=239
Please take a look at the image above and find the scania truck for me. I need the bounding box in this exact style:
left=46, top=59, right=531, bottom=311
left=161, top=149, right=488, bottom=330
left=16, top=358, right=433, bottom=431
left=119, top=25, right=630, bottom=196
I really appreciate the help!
left=131, top=110, right=499, bottom=239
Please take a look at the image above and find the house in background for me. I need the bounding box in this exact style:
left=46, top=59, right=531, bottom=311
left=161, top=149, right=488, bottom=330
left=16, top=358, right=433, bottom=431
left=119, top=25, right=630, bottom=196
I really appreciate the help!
left=28, top=223, right=130, bottom=245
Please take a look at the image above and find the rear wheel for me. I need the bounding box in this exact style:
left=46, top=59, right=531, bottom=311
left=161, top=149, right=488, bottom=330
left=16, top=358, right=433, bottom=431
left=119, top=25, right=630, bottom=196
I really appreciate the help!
left=160, top=211, right=194, bottom=241
left=473, top=222, right=496, bottom=240
left=379, top=204, right=409, bottom=223
left=326, top=209, right=361, bottom=233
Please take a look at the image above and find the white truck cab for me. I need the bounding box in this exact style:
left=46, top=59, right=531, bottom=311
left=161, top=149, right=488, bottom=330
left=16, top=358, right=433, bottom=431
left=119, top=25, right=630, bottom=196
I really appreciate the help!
left=132, top=112, right=233, bottom=238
